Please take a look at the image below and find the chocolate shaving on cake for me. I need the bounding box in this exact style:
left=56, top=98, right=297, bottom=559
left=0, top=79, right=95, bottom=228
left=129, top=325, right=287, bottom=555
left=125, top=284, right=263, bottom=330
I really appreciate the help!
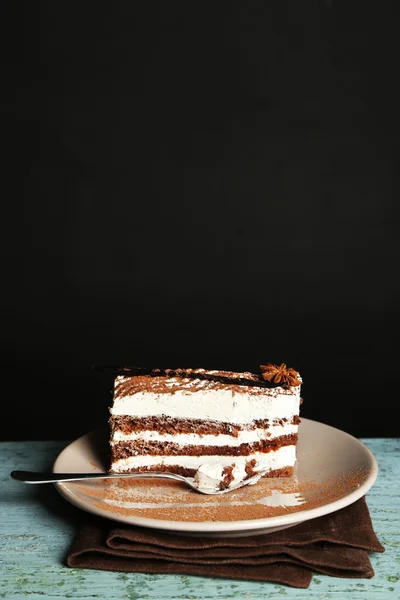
left=260, top=363, right=301, bottom=387
left=95, top=365, right=288, bottom=390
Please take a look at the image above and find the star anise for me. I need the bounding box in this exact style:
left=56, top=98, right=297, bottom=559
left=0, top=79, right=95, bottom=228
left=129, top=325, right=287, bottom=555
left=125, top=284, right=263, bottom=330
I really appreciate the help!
left=260, top=363, right=300, bottom=387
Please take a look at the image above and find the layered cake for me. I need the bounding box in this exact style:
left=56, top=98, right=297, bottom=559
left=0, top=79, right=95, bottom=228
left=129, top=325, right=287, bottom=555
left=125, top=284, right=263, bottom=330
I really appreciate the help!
left=107, top=363, right=302, bottom=491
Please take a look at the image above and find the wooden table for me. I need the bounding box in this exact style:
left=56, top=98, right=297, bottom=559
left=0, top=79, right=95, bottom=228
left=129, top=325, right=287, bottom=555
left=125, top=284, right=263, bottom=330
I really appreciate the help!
left=1, top=438, right=399, bottom=599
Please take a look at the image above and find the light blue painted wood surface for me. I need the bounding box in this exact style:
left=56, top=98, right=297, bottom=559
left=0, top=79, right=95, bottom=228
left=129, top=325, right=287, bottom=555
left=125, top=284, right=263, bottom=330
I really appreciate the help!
left=1, top=438, right=399, bottom=599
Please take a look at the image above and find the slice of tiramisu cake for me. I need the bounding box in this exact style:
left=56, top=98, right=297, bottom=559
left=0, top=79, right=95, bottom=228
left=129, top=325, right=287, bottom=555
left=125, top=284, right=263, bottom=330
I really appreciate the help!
left=106, top=363, right=302, bottom=491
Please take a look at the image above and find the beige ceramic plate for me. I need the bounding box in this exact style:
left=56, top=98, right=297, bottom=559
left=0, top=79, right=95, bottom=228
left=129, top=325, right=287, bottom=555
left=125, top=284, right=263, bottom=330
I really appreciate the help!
left=53, top=418, right=378, bottom=536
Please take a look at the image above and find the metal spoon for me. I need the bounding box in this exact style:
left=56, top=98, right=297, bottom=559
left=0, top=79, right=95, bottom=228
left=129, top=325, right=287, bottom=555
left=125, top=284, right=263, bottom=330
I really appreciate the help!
left=10, top=470, right=263, bottom=495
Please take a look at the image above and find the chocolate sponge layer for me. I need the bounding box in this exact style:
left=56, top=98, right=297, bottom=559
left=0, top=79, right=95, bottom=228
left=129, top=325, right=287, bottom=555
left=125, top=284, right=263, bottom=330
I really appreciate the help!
left=111, top=433, right=297, bottom=460
left=110, top=415, right=300, bottom=437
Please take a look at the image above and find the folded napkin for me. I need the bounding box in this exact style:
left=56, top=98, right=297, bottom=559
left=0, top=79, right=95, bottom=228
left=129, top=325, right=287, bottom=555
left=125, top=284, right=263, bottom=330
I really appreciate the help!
left=66, top=496, right=384, bottom=588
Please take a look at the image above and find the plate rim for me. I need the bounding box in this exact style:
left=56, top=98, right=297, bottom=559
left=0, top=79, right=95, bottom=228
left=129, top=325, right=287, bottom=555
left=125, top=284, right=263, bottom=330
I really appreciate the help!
left=53, top=418, right=378, bottom=534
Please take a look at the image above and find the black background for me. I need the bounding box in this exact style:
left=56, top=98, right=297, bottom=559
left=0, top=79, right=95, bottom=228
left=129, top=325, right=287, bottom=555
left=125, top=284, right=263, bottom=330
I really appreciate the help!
left=1, top=2, right=398, bottom=441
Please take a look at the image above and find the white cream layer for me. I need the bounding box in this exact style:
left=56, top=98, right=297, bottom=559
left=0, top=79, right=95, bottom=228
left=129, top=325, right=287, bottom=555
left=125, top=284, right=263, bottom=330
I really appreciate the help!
left=110, top=388, right=300, bottom=424
left=111, top=423, right=298, bottom=446
left=110, top=445, right=297, bottom=474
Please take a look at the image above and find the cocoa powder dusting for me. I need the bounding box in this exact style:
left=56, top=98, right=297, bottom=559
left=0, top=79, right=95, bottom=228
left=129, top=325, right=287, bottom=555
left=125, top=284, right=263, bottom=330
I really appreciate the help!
left=73, top=463, right=369, bottom=523
left=113, top=368, right=296, bottom=398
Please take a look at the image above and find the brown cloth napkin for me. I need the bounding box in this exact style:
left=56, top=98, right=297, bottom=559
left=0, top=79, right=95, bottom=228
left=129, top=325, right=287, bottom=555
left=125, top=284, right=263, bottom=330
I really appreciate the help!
left=66, top=496, right=384, bottom=588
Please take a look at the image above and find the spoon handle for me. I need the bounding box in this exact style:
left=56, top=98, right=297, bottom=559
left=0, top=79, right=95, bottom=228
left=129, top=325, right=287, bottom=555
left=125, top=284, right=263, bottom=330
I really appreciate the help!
left=10, top=470, right=187, bottom=485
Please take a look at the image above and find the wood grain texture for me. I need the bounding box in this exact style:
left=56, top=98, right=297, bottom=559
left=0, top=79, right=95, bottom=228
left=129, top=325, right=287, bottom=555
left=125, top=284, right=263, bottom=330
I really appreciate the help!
left=1, top=438, right=399, bottom=599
